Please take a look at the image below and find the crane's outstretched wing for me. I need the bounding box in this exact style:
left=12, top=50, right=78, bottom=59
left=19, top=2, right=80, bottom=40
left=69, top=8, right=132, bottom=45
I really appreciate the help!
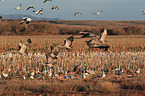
left=18, top=38, right=32, bottom=54
left=76, top=32, right=96, bottom=39
left=98, top=29, right=107, bottom=43
left=18, top=40, right=23, bottom=50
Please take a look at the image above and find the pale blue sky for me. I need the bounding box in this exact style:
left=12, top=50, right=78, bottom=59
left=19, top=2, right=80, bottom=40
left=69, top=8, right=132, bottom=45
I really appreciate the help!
left=0, top=0, right=145, bottom=20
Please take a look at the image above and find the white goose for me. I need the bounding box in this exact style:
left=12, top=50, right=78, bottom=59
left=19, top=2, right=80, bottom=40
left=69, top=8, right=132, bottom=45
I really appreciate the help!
left=44, top=0, right=52, bottom=3
left=15, top=4, right=21, bottom=10
left=142, top=10, right=145, bottom=15
left=92, top=10, right=103, bottom=15
left=2, top=72, right=8, bottom=78
left=51, top=6, right=59, bottom=10
left=20, top=17, right=32, bottom=25
left=22, top=75, right=26, bottom=80
left=33, top=8, right=43, bottom=15
left=27, top=5, right=35, bottom=10
left=74, top=11, right=82, bottom=16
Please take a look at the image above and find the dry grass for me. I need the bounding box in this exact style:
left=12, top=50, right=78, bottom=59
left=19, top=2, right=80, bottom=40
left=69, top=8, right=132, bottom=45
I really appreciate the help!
left=0, top=20, right=145, bottom=96
left=0, top=34, right=144, bottom=95
left=0, top=35, right=144, bottom=53
left=0, top=77, right=145, bottom=95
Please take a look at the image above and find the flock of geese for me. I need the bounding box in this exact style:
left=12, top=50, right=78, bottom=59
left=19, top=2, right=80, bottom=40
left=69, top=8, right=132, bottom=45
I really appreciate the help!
left=0, top=0, right=104, bottom=16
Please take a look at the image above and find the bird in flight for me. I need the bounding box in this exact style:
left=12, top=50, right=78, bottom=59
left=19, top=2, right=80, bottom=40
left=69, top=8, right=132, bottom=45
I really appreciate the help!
left=58, top=35, right=74, bottom=51
left=44, top=0, right=52, bottom=3
left=76, top=31, right=96, bottom=39
left=19, top=17, right=32, bottom=25
left=85, top=28, right=109, bottom=50
left=15, top=4, right=21, bottom=10
left=98, top=28, right=107, bottom=43
left=26, top=5, right=35, bottom=10
left=45, top=44, right=59, bottom=67
left=51, top=6, right=59, bottom=10
left=86, top=28, right=107, bottom=44
left=33, top=8, right=43, bottom=15
left=74, top=11, right=82, bottom=16
left=18, top=38, right=32, bottom=55
left=142, top=10, right=145, bottom=15
left=92, top=10, right=103, bottom=15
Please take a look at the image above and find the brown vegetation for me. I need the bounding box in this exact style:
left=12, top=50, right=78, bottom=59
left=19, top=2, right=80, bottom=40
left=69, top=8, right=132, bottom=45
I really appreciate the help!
left=0, top=20, right=145, bottom=35
left=0, top=77, right=145, bottom=95
left=0, top=20, right=145, bottom=96
left=0, top=35, right=144, bottom=53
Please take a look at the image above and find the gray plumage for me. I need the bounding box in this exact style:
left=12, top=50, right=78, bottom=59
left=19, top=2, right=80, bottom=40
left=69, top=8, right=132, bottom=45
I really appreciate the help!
left=76, top=31, right=96, bottom=39
left=98, top=29, right=107, bottom=43
left=45, top=44, right=59, bottom=65
left=85, top=29, right=109, bottom=51
left=58, top=35, right=74, bottom=50
left=18, top=38, right=32, bottom=54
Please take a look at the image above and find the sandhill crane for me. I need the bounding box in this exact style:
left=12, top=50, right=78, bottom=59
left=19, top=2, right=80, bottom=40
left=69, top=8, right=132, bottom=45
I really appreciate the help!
left=45, top=44, right=59, bottom=67
left=33, top=8, right=43, bottom=15
left=85, top=28, right=107, bottom=44
left=98, top=28, right=107, bottom=43
left=44, top=0, right=52, bottom=3
left=20, top=17, right=32, bottom=25
left=18, top=38, right=32, bottom=55
left=92, top=10, right=103, bottom=15
left=18, top=40, right=23, bottom=50
left=51, top=6, right=59, bottom=10
left=85, top=29, right=109, bottom=51
left=26, top=5, right=35, bottom=10
left=76, top=31, right=96, bottom=39
left=58, top=35, right=74, bottom=50
left=15, top=4, right=21, bottom=10
left=74, top=11, right=82, bottom=16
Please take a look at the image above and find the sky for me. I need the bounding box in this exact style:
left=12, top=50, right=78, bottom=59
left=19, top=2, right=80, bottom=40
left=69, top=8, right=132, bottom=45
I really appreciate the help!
left=0, top=0, right=145, bottom=20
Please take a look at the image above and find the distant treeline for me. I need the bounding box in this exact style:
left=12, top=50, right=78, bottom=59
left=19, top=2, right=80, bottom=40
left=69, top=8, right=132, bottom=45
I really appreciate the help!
left=0, top=20, right=145, bottom=35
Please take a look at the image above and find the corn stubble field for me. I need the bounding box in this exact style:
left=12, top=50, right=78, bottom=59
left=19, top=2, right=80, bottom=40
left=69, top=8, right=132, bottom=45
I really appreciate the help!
left=0, top=20, right=145, bottom=96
